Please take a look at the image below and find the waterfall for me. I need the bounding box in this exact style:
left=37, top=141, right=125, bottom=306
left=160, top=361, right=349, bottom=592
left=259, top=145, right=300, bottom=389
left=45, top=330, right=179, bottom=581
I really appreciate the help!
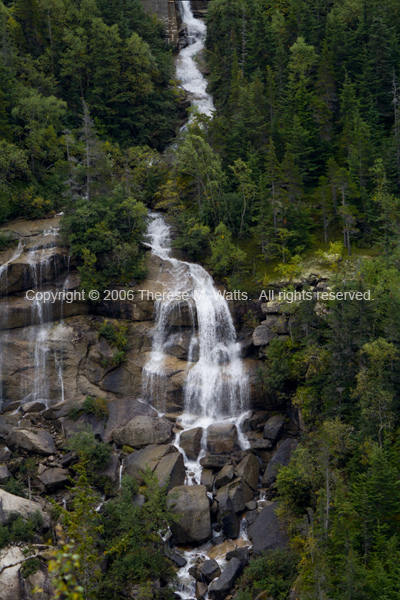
left=143, top=214, right=250, bottom=472
left=176, top=1, right=215, bottom=117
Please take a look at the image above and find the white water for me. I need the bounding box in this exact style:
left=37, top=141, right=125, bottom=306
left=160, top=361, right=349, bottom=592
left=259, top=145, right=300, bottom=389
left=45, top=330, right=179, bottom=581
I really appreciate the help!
left=176, top=1, right=215, bottom=118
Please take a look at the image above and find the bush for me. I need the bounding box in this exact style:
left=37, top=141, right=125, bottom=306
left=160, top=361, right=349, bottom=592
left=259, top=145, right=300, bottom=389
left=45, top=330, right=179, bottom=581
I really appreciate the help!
left=238, top=549, right=298, bottom=600
left=98, top=320, right=130, bottom=366
left=21, top=557, right=41, bottom=578
left=67, top=428, right=112, bottom=470
left=0, top=511, right=45, bottom=549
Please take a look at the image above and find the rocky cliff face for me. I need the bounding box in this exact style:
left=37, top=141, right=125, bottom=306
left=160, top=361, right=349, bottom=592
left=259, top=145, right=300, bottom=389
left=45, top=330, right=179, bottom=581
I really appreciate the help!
left=0, top=215, right=299, bottom=600
left=138, top=0, right=183, bottom=50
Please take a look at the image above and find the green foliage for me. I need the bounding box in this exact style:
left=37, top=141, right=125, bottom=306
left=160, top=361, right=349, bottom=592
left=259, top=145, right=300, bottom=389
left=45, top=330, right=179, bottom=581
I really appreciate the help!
left=21, top=557, right=41, bottom=578
left=238, top=549, right=298, bottom=600
left=101, top=471, right=178, bottom=598
left=67, top=429, right=112, bottom=471
left=209, top=222, right=247, bottom=277
left=98, top=320, right=129, bottom=365
left=68, top=396, right=109, bottom=423
left=0, top=510, right=44, bottom=549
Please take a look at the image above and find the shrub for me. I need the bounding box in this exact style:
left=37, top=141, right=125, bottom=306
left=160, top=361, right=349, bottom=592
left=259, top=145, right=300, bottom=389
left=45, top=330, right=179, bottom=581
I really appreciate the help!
left=238, top=549, right=298, bottom=600
left=68, top=396, right=109, bottom=422
left=21, top=557, right=41, bottom=578
left=67, top=428, right=112, bottom=470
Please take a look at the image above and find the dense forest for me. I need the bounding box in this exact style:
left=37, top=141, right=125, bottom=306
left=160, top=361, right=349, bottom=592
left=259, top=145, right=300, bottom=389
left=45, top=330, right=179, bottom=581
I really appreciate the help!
left=1, top=0, right=400, bottom=599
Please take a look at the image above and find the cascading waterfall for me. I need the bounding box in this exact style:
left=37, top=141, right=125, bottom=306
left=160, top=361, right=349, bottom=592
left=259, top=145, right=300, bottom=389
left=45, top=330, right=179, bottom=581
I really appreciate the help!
left=176, top=1, right=215, bottom=117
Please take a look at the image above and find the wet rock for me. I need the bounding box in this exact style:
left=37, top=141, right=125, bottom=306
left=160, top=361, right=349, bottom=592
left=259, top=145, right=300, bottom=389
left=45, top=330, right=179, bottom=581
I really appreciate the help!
left=245, top=510, right=258, bottom=526
left=249, top=413, right=268, bottom=431
left=208, top=558, right=243, bottom=600
left=124, top=444, right=177, bottom=485
left=180, top=427, right=203, bottom=461
left=262, top=438, right=298, bottom=486
left=0, top=489, right=49, bottom=526
left=235, top=453, right=260, bottom=490
left=0, top=464, right=12, bottom=482
left=215, top=464, right=235, bottom=489
left=200, top=454, right=231, bottom=469
left=0, top=445, right=11, bottom=461
left=170, top=552, right=187, bottom=568
left=199, top=558, right=221, bottom=583
left=154, top=451, right=185, bottom=492
left=20, top=400, right=47, bottom=413
left=200, top=468, right=214, bottom=491
left=167, top=485, right=212, bottom=545
left=38, top=467, right=69, bottom=492
left=196, top=581, right=208, bottom=600
left=207, top=423, right=239, bottom=454
left=248, top=502, right=288, bottom=555
left=12, top=428, right=56, bottom=456
left=225, top=547, right=250, bottom=565
left=252, top=325, right=278, bottom=346
left=112, top=415, right=173, bottom=448
left=263, top=415, right=285, bottom=442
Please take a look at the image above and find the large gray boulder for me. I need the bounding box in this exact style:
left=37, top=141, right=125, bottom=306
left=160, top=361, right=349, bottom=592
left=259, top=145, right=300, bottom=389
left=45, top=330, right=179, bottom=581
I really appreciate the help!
left=262, top=438, right=298, bottom=486
left=0, top=489, right=49, bottom=526
left=248, top=502, right=288, bottom=555
left=104, top=397, right=157, bottom=442
left=207, top=423, right=239, bottom=454
left=200, top=454, right=231, bottom=469
left=208, top=558, right=243, bottom=600
left=154, top=451, right=185, bottom=492
left=0, top=546, right=25, bottom=600
left=199, top=559, right=221, bottom=583
left=112, top=415, right=173, bottom=448
left=11, top=428, right=56, bottom=456
left=38, top=467, right=69, bottom=492
left=124, top=444, right=177, bottom=485
left=235, top=453, right=260, bottom=490
left=179, top=427, right=203, bottom=461
left=216, top=478, right=253, bottom=514
left=263, top=415, right=285, bottom=442
left=167, top=485, right=211, bottom=545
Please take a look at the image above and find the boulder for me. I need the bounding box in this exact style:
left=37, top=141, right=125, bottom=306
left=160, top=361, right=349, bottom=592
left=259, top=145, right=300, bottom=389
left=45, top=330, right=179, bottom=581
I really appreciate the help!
left=248, top=502, right=288, bottom=555
left=170, top=552, right=187, bottom=568
left=207, top=423, right=239, bottom=454
left=179, top=427, right=203, bottom=461
left=208, top=558, right=243, bottom=600
left=200, top=454, right=231, bottom=469
left=38, top=467, right=70, bottom=492
left=263, top=415, right=285, bottom=442
left=200, top=468, right=214, bottom=491
left=262, top=438, right=298, bottom=486
left=20, top=400, right=47, bottom=413
left=216, top=486, right=240, bottom=539
left=0, top=445, right=12, bottom=461
left=124, top=444, right=177, bottom=485
left=104, top=397, right=157, bottom=442
left=0, top=489, right=49, bottom=526
left=167, top=485, right=211, bottom=545
left=215, top=464, right=234, bottom=489
left=235, top=453, right=260, bottom=490
left=154, top=451, right=185, bottom=492
left=11, top=428, right=56, bottom=456
left=216, top=478, right=253, bottom=514
left=62, top=413, right=105, bottom=440
left=199, top=558, right=221, bottom=583
left=225, top=547, right=250, bottom=565
left=260, top=314, right=288, bottom=334
left=112, top=415, right=173, bottom=448
left=245, top=509, right=258, bottom=526
left=0, top=465, right=12, bottom=482
left=250, top=438, right=273, bottom=452
left=196, top=581, right=208, bottom=600
left=252, top=325, right=278, bottom=346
